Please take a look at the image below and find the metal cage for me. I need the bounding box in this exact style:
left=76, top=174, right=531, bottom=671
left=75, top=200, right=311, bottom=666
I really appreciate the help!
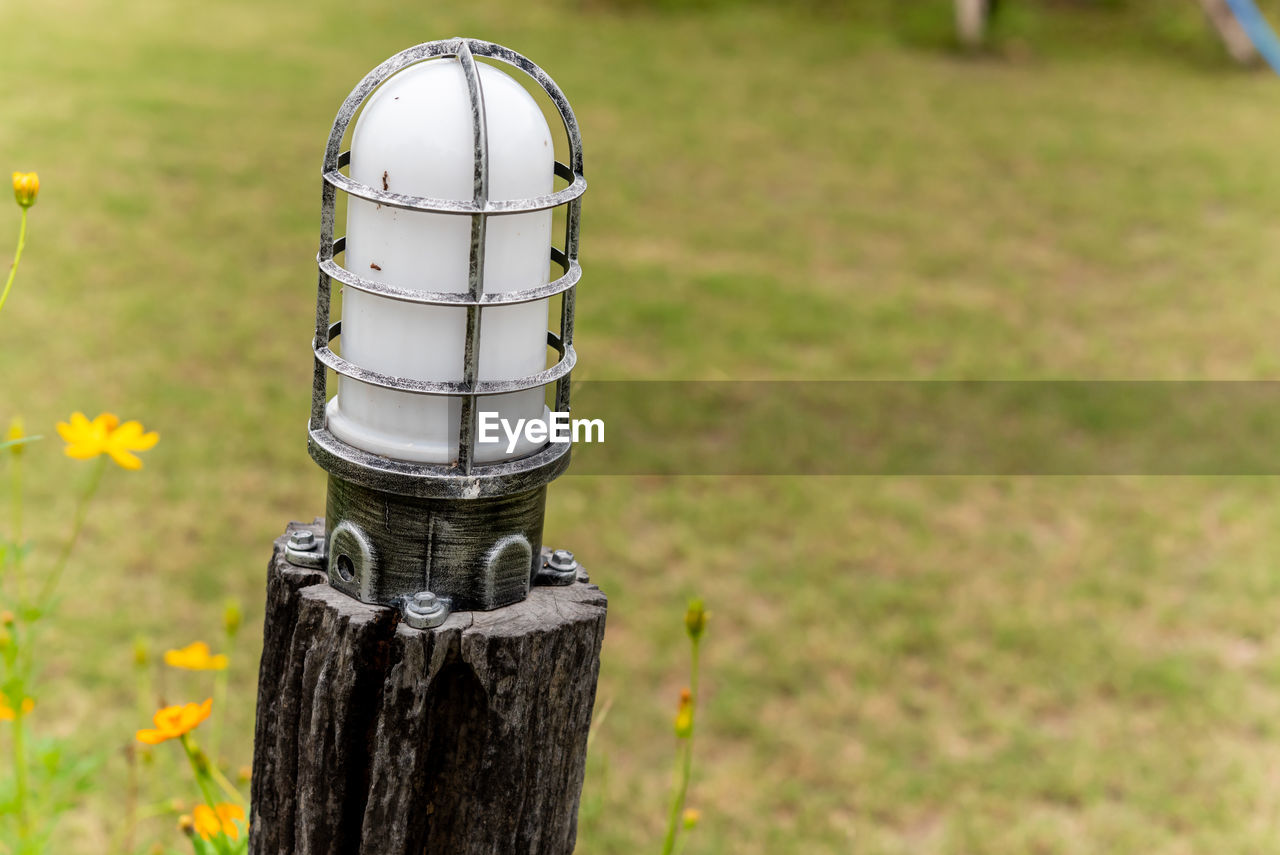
left=298, top=38, right=586, bottom=618
left=308, top=37, right=585, bottom=496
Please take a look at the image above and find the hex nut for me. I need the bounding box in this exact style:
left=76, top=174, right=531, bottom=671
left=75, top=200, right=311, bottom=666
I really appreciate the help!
left=536, top=547, right=579, bottom=587
left=403, top=590, right=451, bottom=630
left=284, top=529, right=326, bottom=569
left=548, top=549, right=577, bottom=572
left=289, top=530, right=317, bottom=551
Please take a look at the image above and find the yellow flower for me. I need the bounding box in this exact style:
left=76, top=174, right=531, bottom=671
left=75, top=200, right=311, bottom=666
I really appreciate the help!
left=56, top=411, right=159, bottom=470
left=674, top=687, right=694, bottom=739
left=164, top=641, right=228, bottom=671
left=11, top=172, right=38, bottom=208
left=135, top=698, right=212, bottom=745
left=193, top=803, right=245, bottom=841
left=682, top=808, right=701, bottom=829
left=0, top=696, right=34, bottom=721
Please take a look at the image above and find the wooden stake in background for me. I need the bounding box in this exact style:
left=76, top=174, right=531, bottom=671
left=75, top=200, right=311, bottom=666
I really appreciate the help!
left=956, top=0, right=990, bottom=50
left=1197, top=0, right=1262, bottom=65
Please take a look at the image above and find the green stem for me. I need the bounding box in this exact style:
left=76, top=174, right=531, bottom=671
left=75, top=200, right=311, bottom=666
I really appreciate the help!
left=117, top=743, right=140, bottom=855
left=10, top=456, right=20, bottom=549
left=182, top=735, right=232, bottom=855
left=660, top=640, right=701, bottom=855
left=36, top=456, right=106, bottom=610
left=672, top=827, right=692, bottom=855
left=210, top=628, right=233, bottom=765
left=181, top=735, right=219, bottom=811
left=9, top=448, right=24, bottom=605
left=12, top=710, right=30, bottom=841
left=210, top=670, right=226, bottom=764
left=108, top=799, right=176, bottom=855
left=136, top=662, right=153, bottom=722
left=0, top=208, right=27, bottom=321
left=209, top=762, right=246, bottom=807
left=586, top=696, right=613, bottom=752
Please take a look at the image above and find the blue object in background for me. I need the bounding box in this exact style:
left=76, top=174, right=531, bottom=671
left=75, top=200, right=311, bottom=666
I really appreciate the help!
left=1225, top=0, right=1280, bottom=74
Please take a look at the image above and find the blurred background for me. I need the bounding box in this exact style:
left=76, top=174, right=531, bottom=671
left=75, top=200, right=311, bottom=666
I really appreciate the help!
left=7, top=0, right=1280, bottom=852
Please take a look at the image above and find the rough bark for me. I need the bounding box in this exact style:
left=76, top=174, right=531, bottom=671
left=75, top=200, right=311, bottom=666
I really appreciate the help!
left=250, top=520, right=607, bottom=855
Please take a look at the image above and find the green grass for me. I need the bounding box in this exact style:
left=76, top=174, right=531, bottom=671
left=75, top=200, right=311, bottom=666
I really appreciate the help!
left=6, top=0, right=1280, bottom=852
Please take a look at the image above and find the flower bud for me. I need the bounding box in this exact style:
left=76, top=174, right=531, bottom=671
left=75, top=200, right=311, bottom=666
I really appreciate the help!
left=223, top=600, right=243, bottom=638
left=5, top=418, right=24, bottom=456
left=133, top=637, right=150, bottom=667
left=684, top=598, right=707, bottom=642
left=682, top=808, right=701, bottom=829
left=178, top=814, right=195, bottom=837
left=11, top=172, right=38, bottom=209
left=238, top=765, right=252, bottom=784
left=674, top=688, right=694, bottom=739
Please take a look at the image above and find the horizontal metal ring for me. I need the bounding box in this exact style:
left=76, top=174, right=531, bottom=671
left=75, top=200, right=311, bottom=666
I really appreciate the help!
left=315, top=325, right=575, bottom=396
left=317, top=251, right=580, bottom=307
left=323, top=170, right=586, bottom=217
left=309, top=424, right=572, bottom=499
left=325, top=320, right=569, bottom=353
left=338, top=154, right=570, bottom=181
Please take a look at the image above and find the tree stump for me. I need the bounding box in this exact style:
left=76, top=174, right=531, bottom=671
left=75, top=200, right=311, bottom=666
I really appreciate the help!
left=249, top=520, right=607, bottom=855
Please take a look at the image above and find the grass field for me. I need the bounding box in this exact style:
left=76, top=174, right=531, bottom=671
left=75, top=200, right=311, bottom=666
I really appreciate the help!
left=7, top=0, right=1280, bottom=852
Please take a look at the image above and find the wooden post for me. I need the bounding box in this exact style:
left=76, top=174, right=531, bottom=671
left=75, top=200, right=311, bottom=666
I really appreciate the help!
left=249, top=520, right=607, bottom=855
left=1195, top=0, right=1261, bottom=65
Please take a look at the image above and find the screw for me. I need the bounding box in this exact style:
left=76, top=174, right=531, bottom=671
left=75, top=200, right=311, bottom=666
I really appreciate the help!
left=289, top=530, right=317, bottom=551
left=548, top=549, right=577, bottom=572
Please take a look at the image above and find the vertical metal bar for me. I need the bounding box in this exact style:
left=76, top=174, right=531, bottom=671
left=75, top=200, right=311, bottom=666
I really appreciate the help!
left=468, top=39, right=585, bottom=434
left=554, top=195, right=583, bottom=415
left=456, top=40, right=489, bottom=474
left=312, top=162, right=340, bottom=430
left=553, top=61, right=584, bottom=419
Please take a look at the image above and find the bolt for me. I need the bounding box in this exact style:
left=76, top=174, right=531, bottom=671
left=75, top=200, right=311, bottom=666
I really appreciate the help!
left=403, top=590, right=449, bottom=630
left=289, top=530, right=317, bottom=551
left=548, top=549, right=577, bottom=572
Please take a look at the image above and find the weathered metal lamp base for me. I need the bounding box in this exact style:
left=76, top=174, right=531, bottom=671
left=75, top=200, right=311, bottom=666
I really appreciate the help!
left=321, top=475, right=548, bottom=613
left=282, top=474, right=582, bottom=623
left=305, top=428, right=574, bottom=616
